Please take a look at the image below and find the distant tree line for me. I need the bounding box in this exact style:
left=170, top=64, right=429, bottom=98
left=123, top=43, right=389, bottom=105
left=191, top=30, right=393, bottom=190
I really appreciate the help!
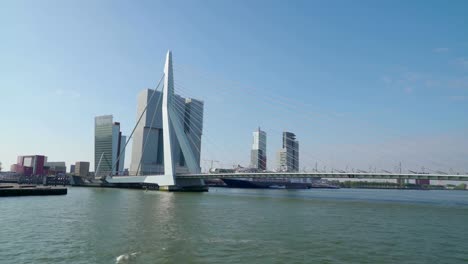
left=334, top=181, right=445, bottom=190
left=446, top=183, right=467, bottom=190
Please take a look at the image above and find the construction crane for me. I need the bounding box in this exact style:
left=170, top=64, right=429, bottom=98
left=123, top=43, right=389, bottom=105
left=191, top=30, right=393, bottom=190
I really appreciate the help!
left=203, top=159, right=220, bottom=171
left=332, top=168, right=346, bottom=173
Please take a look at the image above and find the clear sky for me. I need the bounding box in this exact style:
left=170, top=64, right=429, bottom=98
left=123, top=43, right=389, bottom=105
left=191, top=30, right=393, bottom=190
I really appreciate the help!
left=1, top=0, right=467, bottom=173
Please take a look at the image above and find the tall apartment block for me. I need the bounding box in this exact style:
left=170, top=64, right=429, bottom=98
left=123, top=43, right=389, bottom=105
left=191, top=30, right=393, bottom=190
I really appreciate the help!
left=277, top=132, right=299, bottom=172
left=94, top=115, right=126, bottom=176
left=250, top=127, right=267, bottom=170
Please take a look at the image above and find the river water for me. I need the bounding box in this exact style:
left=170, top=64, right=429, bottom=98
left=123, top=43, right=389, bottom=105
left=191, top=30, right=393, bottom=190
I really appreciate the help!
left=1, top=187, right=467, bottom=264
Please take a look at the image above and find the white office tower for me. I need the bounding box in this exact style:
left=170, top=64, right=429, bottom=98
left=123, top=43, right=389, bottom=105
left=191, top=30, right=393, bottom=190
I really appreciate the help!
left=129, top=90, right=204, bottom=175
left=94, top=115, right=126, bottom=176
left=118, top=135, right=126, bottom=172
left=277, top=131, right=299, bottom=172
left=250, top=127, right=267, bottom=170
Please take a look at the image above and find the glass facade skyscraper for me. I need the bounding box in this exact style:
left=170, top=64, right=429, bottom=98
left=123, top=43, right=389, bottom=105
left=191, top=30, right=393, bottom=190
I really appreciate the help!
left=94, top=115, right=126, bottom=176
left=250, top=127, right=267, bottom=170
left=277, top=131, right=299, bottom=172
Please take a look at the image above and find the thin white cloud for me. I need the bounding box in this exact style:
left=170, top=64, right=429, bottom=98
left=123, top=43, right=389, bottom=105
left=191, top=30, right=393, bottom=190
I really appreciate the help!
left=447, top=95, right=468, bottom=102
left=433, top=47, right=449, bottom=53
left=455, top=57, right=468, bottom=69
left=404, top=87, right=413, bottom=94
left=311, top=131, right=468, bottom=173
left=381, top=76, right=392, bottom=85
left=449, top=78, right=468, bottom=90
left=382, top=70, right=468, bottom=94
left=55, top=89, right=81, bottom=98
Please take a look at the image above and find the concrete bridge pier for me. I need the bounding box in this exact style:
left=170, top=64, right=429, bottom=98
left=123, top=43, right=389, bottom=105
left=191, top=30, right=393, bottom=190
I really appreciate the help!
left=158, top=180, right=208, bottom=192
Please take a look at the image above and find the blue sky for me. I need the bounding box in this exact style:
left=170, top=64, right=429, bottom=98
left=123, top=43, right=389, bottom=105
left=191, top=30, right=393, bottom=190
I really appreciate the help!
left=1, top=0, right=467, bottom=172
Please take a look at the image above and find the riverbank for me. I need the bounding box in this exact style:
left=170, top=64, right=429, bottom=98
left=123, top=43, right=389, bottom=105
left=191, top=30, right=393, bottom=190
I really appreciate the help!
left=0, top=184, right=67, bottom=197
left=332, top=180, right=461, bottom=190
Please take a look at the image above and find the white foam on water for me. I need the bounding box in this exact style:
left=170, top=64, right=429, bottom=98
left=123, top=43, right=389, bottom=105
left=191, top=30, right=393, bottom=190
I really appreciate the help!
left=115, top=252, right=139, bottom=263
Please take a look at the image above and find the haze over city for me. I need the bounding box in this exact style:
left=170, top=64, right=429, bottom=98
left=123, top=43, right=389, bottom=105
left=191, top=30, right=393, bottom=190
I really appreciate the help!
left=1, top=0, right=467, bottom=173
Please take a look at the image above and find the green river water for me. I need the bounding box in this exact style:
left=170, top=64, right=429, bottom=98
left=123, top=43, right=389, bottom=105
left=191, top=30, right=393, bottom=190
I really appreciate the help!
left=1, top=187, right=467, bottom=264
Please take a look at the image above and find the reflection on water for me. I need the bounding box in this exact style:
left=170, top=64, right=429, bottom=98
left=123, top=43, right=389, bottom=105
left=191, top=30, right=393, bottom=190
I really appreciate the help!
left=0, top=187, right=467, bottom=264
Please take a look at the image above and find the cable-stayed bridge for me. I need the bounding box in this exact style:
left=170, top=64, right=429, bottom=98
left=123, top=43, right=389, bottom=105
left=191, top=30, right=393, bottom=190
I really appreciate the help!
left=105, top=51, right=468, bottom=191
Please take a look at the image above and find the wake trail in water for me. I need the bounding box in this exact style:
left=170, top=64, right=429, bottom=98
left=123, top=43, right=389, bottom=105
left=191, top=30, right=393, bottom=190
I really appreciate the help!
left=115, top=252, right=139, bottom=264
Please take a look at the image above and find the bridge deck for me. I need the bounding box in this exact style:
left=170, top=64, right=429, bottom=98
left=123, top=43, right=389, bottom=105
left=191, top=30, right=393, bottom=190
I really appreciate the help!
left=176, top=172, right=468, bottom=181
left=105, top=172, right=468, bottom=185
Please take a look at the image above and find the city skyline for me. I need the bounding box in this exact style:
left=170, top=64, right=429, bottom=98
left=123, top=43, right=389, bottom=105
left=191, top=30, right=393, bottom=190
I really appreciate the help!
left=1, top=1, right=467, bottom=172
left=1, top=3, right=467, bottom=264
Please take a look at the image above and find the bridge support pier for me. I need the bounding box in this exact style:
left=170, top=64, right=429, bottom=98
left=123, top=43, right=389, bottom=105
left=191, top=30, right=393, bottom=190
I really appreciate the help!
left=104, top=176, right=208, bottom=191
left=158, top=185, right=208, bottom=192
left=159, top=178, right=207, bottom=192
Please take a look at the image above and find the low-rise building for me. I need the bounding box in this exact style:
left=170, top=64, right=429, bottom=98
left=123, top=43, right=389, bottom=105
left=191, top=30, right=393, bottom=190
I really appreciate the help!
left=10, top=155, right=46, bottom=176
left=45, top=161, right=67, bottom=175
left=74, top=161, right=90, bottom=178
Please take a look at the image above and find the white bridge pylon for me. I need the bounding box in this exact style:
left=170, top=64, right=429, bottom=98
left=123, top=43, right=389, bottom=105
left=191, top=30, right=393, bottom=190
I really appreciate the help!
left=106, top=51, right=203, bottom=189
left=159, top=50, right=201, bottom=185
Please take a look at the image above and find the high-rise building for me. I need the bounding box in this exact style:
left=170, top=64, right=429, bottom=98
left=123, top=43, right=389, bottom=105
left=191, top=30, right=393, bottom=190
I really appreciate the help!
left=250, top=127, right=267, bottom=170
left=70, top=164, right=76, bottom=174
left=94, top=115, right=126, bottom=176
left=129, top=89, right=204, bottom=175
left=75, top=161, right=90, bottom=178
left=277, top=132, right=299, bottom=172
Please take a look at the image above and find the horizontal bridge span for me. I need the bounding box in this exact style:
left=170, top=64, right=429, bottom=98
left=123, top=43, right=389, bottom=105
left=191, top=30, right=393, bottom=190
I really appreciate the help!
left=176, top=172, right=468, bottom=181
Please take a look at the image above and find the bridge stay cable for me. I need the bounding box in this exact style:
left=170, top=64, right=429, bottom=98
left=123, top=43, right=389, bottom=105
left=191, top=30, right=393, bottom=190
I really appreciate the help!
left=170, top=94, right=207, bottom=156
left=173, top=82, right=325, bottom=173
left=169, top=90, right=231, bottom=175
left=173, top=65, right=460, bottom=173
left=173, top=86, right=310, bottom=175
left=174, top=70, right=400, bottom=172
left=173, top=71, right=370, bottom=171
left=171, top=87, right=244, bottom=171
left=171, top=106, right=203, bottom=156
left=173, top=82, right=321, bottom=172
left=173, top=84, right=254, bottom=168
left=107, top=74, right=165, bottom=179
left=135, top=81, right=164, bottom=176
left=171, top=85, right=230, bottom=167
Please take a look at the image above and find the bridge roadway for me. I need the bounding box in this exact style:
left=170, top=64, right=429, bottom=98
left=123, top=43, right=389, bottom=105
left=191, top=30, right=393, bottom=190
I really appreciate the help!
left=176, top=172, right=468, bottom=181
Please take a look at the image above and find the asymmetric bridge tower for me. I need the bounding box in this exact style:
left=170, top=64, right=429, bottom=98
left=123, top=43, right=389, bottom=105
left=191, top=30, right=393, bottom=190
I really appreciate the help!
left=159, top=51, right=204, bottom=189
left=106, top=51, right=205, bottom=191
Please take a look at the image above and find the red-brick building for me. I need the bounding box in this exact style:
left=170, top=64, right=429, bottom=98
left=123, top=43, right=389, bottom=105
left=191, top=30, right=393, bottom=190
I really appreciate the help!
left=10, top=155, right=46, bottom=176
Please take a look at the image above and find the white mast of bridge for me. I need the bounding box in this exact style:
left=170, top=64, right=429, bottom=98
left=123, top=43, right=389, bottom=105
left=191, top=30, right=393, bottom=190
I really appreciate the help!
left=106, top=51, right=205, bottom=191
